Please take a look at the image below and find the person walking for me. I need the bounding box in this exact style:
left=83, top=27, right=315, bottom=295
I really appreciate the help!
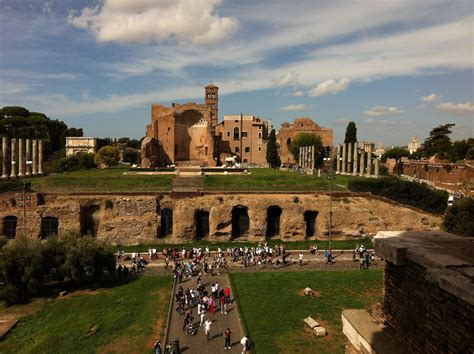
left=240, top=336, right=249, bottom=353
left=220, top=294, right=227, bottom=314
left=208, top=295, right=215, bottom=315
left=153, top=340, right=162, bottom=354
left=224, top=327, right=232, bottom=350
left=204, top=318, right=212, bottom=342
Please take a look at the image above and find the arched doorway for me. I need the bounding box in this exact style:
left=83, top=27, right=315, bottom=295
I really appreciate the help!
left=160, top=208, right=173, bottom=237
left=266, top=206, right=282, bottom=237
left=80, top=205, right=100, bottom=237
left=41, top=217, right=59, bottom=239
left=196, top=210, right=210, bottom=239
left=232, top=206, right=249, bottom=237
left=3, top=216, right=17, bottom=239
left=304, top=211, right=318, bottom=237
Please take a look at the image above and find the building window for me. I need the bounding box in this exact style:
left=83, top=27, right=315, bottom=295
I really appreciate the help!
left=259, top=126, right=262, bottom=130
left=258, top=132, right=262, bottom=139
left=233, top=127, right=240, bottom=140
left=258, top=147, right=262, bottom=151
left=41, top=217, right=59, bottom=239
left=3, top=216, right=17, bottom=239
left=242, top=132, right=248, bottom=138
left=235, top=147, right=239, bottom=153
left=196, top=210, right=210, bottom=239
left=243, top=159, right=248, bottom=163
left=266, top=206, right=282, bottom=237
left=245, top=147, right=251, bottom=153
left=232, top=206, right=249, bottom=237
left=287, top=138, right=292, bottom=147
left=226, top=131, right=230, bottom=138
left=160, top=208, right=173, bottom=237
left=304, top=211, right=318, bottom=237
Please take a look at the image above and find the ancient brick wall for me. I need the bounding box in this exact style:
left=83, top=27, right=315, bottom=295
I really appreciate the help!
left=383, top=261, right=473, bottom=353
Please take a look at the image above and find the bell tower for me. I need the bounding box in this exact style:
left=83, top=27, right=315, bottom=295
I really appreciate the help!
left=205, top=83, right=218, bottom=128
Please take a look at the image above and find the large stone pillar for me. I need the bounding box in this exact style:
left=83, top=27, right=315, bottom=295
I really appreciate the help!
left=299, top=147, right=303, bottom=167
left=25, top=139, right=31, bottom=177
left=341, top=143, right=347, bottom=174
left=366, top=143, right=373, bottom=176
left=10, top=138, right=17, bottom=178
left=359, top=148, right=365, bottom=176
left=32, top=139, right=38, bottom=176
left=38, top=139, right=44, bottom=175
left=347, top=142, right=352, bottom=173
left=310, top=146, right=315, bottom=170
left=18, top=138, right=24, bottom=177
left=336, top=144, right=341, bottom=174
left=2, top=136, right=8, bottom=179
left=353, top=142, right=358, bottom=175
left=374, top=158, right=380, bottom=177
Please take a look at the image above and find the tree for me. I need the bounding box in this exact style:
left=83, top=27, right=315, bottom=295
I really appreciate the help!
left=381, top=147, right=410, bottom=163
left=94, top=146, right=120, bottom=167
left=344, top=121, right=357, bottom=144
left=423, top=123, right=455, bottom=159
left=443, top=197, right=474, bottom=237
left=122, top=148, right=140, bottom=164
left=266, top=129, right=281, bottom=168
left=290, top=133, right=323, bottom=166
left=65, top=127, right=83, bottom=137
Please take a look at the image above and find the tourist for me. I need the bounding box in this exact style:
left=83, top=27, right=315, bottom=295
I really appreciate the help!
left=240, top=336, right=249, bottom=353
left=299, top=252, right=304, bottom=266
left=208, top=295, right=215, bottom=314
left=122, top=265, right=129, bottom=277
left=220, top=294, right=227, bottom=314
left=204, top=318, right=212, bottom=342
left=153, top=340, right=162, bottom=354
left=224, top=286, right=231, bottom=304
left=224, top=328, right=232, bottom=349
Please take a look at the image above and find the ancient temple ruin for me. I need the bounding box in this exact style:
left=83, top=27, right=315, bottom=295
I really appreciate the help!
left=1, top=137, right=44, bottom=179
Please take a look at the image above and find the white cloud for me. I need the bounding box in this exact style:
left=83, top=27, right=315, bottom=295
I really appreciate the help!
left=334, top=118, right=349, bottom=126
left=281, top=104, right=309, bottom=111
left=276, top=72, right=299, bottom=87
left=435, top=102, right=474, bottom=115
left=364, top=106, right=404, bottom=116
left=292, top=91, right=304, bottom=96
left=308, top=78, right=350, bottom=97
left=67, top=0, right=239, bottom=45
left=421, top=93, right=442, bottom=102
left=366, top=118, right=408, bottom=126
left=41, top=0, right=53, bottom=15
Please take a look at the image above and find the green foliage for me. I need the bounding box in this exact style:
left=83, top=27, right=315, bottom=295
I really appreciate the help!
left=344, top=121, right=357, bottom=144
left=59, top=153, right=95, bottom=172
left=290, top=133, right=323, bottom=166
left=122, top=148, right=140, bottom=164
left=381, top=147, right=410, bottom=163
left=348, top=176, right=448, bottom=214
left=423, top=123, right=455, bottom=159
left=65, top=127, right=83, bottom=137
left=443, top=197, right=474, bottom=237
left=94, top=146, right=120, bottom=167
left=0, top=106, right=30, bottom=117
left=408, top=149, right=424, bottom=160
left=449, top=139, right=474, bottom=162
left=0, top=234, right=116, bottom=305
left=266, top=129, right=281, bottom=168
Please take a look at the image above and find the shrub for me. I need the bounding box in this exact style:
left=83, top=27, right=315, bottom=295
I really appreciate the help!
left=443, top=198, right=474, bottom=237
left=94, top=146, right=120, bottom=167
left=348, top=176, right=448, bottom=214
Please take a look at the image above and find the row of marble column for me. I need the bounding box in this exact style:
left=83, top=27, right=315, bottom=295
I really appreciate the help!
left=1, top=137, right=44, bottom=179
left=335, top=141, right=379, bottom=177
left=299, top=145, right=317, bottom=171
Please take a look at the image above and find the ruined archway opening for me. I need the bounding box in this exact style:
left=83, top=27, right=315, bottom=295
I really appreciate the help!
left=80, top=205, right=100, bottom=237
left=160, top=208, right=173, bottom=237
left=41, top=217, right=59, bottom=239
left=3, top=216, right=17, bottom=239
left=195, top=210, right=210, bottom=240
left=266, top=205, right=282, bottom=237
left=232, top=206, right=249, bottom=238
left=304, top=211, right=318, bottom=237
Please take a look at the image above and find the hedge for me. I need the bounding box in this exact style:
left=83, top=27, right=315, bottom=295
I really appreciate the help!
left=443, top=197, right=474, bottom=237
left=348, top=177, right=448, bottom=214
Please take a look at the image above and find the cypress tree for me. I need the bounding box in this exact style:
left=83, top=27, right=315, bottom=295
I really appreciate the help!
left=344, top=121, right=357, bottom=144
left=266, top=129, right=281, bottom=168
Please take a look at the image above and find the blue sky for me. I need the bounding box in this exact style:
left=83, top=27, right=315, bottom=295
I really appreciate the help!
left=0, top=0, right=472, bottom=146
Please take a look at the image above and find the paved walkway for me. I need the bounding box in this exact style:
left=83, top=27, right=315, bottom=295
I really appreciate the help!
left=166, top=273, right=245, bottom=354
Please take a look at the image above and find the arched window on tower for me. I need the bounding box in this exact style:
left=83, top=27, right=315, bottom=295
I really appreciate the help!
left=233, top=127, right=240, bottom=140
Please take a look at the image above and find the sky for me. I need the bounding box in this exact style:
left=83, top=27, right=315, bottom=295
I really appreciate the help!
left=0, top=0, right=473, bottom=146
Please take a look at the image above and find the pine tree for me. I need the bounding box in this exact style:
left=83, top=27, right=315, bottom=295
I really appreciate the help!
left=344, top=121, right=357, bottom=144
left=266, top=129, right=281, bottom=168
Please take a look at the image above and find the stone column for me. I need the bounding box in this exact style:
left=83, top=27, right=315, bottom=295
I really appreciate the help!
left=366, top=144, right=373, bottom=176
left=2, top=136, right=8, bottom=179
left=347, top=142, right=352, bottom=173
left=353, top=142, right=358, bottom=175
left=310, top=146, right=315, bottom=170
left=359, top=148, right=365, bottom=176
left=10, top=138, right=17, bottom=178
left=25, top=139, right=31, bottom=177
left=336, top=144, right=341, bottom=174
left=374, top=158, right=380, bottom=177
left=18, top=138, right=24, bottom=177
left=32, top=139, right=37, bottom=176
left=299, top=147, right=303, bottom=167
left=342, top=143, right=347, bottom=174
left=38, top=139, right=44, bottom=175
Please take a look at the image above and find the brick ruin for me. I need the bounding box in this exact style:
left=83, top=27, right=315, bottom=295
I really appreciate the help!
left=342, top=231, right=473, bottom=353
left=0, top=192, right=441, bottom=245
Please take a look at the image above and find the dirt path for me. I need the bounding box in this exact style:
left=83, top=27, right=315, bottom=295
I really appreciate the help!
left=166, top=273, right=245, bottom=354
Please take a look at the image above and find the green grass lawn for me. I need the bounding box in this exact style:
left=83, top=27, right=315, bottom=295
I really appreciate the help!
left=204, top=168, right=355, bottom=191
left=0, top=276, right=172, bottom=354
left=116, top=239, right=372, bottom=253
left=29, top=167, right=173, bottom=193
left=232, top=270, right=383, bottom=354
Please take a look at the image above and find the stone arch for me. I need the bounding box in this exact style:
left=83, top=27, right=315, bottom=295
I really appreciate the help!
left=195, top=210, right=210, bottom=239
left=160, top=208, right=173, bottom=237
left=173, top=109, right=211, bottom=162
left=232, top=206, right=249, bottom=237
left=266, top=205, right=282, bottom=237
left=41, top=216, right=59, bottom=239
left=286, top=138, right=292, bottom=147
left=304, top=211, right=318, bottom=237
left=3, top=215, right=17, bottom=239
left=80, top=205, right=101, bottom=237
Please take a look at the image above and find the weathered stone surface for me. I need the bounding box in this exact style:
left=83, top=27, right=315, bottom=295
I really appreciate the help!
left=313, top=326, right=326, bottom=336
left=304, top=287, right=313, bottom=295
left=304, top=317, right=320, bottom=329
left=140, top=137, right=159, bottom=168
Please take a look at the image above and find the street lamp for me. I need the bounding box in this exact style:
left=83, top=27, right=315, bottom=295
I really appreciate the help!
left=323, top=149, right=336, bottom=252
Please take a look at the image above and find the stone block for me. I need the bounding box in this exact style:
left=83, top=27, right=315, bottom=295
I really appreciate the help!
left=304, top=317, right=320, bottom=329
left=304, top=287, right=313, bottom=295
left=313, top=326, right=326, bottom=336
